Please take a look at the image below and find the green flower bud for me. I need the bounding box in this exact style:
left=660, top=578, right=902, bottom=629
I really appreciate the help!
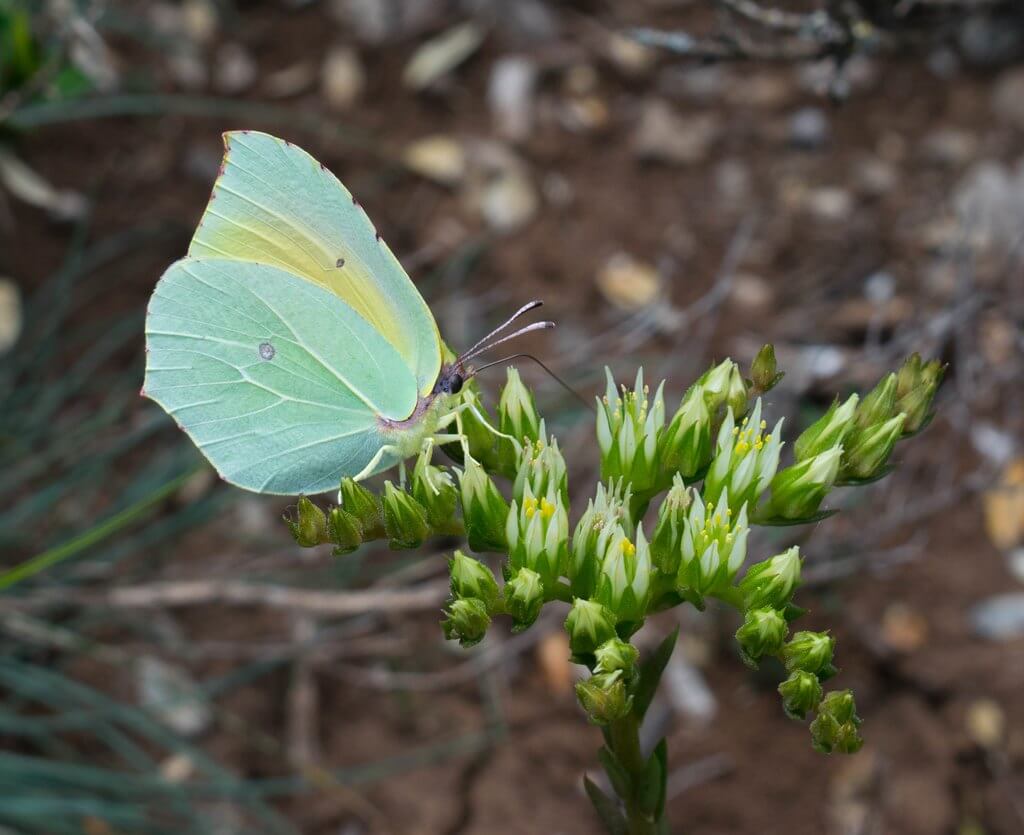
left=512, top=432, right=568, bottom=506
left=564, top=598, right=619, bottom=656
left=778, top=670, right=823, bottom=719
left=594, top=638, right=639, bottom=676
left=677, top=490, right=750, bottom=604
left=810, top=690, right=863, bottom=754
left=782, top=630, right=836, bottom=678
left=459, top=457, right=510, bottom=552
left=339, top=478, right=383, bottom=538
left=411, top=447, right=459, bottom=531
left=739, top=546, right=802, bottom=610
left=569, top=480, right=633, bottom=599
left=449, top=550, right=500, bottom=610
left=895, top=355, right=942, bottom=434
left=575, top=670, right=632, bottom=725
left=504, top=566, right=545, bottom=632
left=703, top=400, right=783, bottom=515
left=285, top=496, right=329, bottom=547
left=695, top=359, right=743, bottom=414
left=594, top=524, right=652, bottom=624
left=442, top=597, right=491, bottom=647
left=382, top=481, right=431, bottom=549
left=749, top=344, right=783, bottom=393
left=596, top=367, right=666, bottom=494
left=855, top=372, right=897, bottom=429
left=794, top=395, right=859, bottom=462
left=735, top=607, right=788, bottom=667
left=842, top=413, right=905, bottom=480
left=506, top=484, right=569, bottom=593
left=327, top=507, right=362, bottom=555
left=658, top=389, right=712, bottom=479
left=649, top=475, right=691, bottom=575
left=767, top=446, right=841, bottom=519
left=499, top=367, right=542, bottom=447
left=452, top=387, right=502, bottom=473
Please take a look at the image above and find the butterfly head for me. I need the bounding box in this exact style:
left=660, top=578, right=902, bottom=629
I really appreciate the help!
left=434, top=364, right=465, bottom=396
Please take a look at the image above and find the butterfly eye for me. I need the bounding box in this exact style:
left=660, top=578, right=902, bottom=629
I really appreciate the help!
left=448, top=374, right=464, bottom=394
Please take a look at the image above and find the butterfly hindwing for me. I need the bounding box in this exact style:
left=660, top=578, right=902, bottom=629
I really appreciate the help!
left=144, top=257, right=419, bottom=494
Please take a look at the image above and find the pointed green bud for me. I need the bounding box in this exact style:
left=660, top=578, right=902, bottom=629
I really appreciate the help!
left=596, top=367, right=666, bottom=494
left=411, top=448, right=459, bottom=531
left=703, top=400, right=783, bottom=515
left=569, top=480, right=633, bottom=599
left=594, top=524, right=652, bottom=624
left=782, top=630, right=836, bottom=678
left=724, top=362, right=749, bottom=418
left=575, top=670, right=632, bottom=725
left=327, top=507, right=362, bottom=555
left=506, top=484, right=569, bottom=593
left=459, top=457, right=509, bottom=552
left=735, top=607, right=788, bottom=667
left=778, top=670, right=823, bottom=720
left=794, top=394, right=859, bottom=462
left=695, top=359, right=740, bottom=413
left=855, top=372, right=897, bottom=429
left=382, top=481, right=431, bottom=549
left=658, top=390, right=712, bottom=479
left=564, top=598, right=619, bottom=656
left=442, top=597, right=491, bottom=647
left=499, top=367, right=542, bottom=446
left=739, top=546, right=802, bottom=610
left=895, top=355, right=943, bottom=433
left=504, top=566, right=545, bottom=632
left=650, top=475, right=691, bottom=575
left=842, top=413, right=905, bottom=480
left=810, top=690, right=863, bottom=754
left=339, top=478, right=383, bottom=538
left=452, top=386, right=502, bottom=473
left=677, top=490, right=750, bottom=604
left=512, top=432, right=568, bottom=506
left=285, top=496, right=329, bottom=547
left=749, top=344, right=783, bottom=393
left=594, top=638, right=639, bottom=676
left=449, top=550, right=500, bottom=610
left=767, top=446, right=841, bottom=519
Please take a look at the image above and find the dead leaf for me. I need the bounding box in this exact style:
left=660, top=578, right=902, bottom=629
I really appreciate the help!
left=536, top=631, right=572, bottom=694
left=881, top=602, right=928, bottom=652
left=402, top=135, right=466, bottom=186
left=0, top=150, right=87, bottom=220
left=965, top=699, right=1005, bottom=749
left=403, top=21, right=484, bottom=91
left=984, top=458, right=1024, bottom=550
left=0, top=278, right=21, bottom=354
left=597, top=253, right=661, bottom=311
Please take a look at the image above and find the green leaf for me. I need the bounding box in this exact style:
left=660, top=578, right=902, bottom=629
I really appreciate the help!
left=583, top=775, right=628, bottom=835
left=633, top=627, right=678, bottom=719
left=598, top=745, right=633, bottom=802
left=653, top=739, right=669, bottom=819
left=637, top=739, right=667, bottom=817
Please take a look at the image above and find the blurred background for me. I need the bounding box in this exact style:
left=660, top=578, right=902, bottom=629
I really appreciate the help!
left=2, top=0, right=1024, bottom=833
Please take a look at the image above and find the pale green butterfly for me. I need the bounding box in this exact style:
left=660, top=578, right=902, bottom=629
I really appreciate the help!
left=143, top=130, right=551, bottom=494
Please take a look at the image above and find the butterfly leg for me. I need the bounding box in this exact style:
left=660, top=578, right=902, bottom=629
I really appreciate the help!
left=352, top=443, right=402, bottom=482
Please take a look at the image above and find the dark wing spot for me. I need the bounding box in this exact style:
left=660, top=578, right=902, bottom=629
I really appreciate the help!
left=336, top=257, right=346, bottom=268
left=375, top=231, right=382, bottom=242
left=259, top=342, right=276, bottom=361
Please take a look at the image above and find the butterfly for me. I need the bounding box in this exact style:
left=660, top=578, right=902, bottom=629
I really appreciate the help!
left=143, top=131, right=551, bottom=495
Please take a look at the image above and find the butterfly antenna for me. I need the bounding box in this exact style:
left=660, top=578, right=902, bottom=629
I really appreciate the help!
left=467, top=352, right=594, bottom=413
left=459, top=321, right=555, bottom=365
left=457, top=300, right=545, bottom=364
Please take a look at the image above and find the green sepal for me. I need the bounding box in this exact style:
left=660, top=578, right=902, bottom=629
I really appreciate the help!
left=583, top=775, right=628, bottom=835
left=633, top=627, right=678, bottom=719
left=834, top=464, right=895, bottom=487
left=752, top=508, right=838, bottom=527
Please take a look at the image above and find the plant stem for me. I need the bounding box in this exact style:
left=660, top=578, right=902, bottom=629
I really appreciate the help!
left=607, top=712, right=659, bottom=835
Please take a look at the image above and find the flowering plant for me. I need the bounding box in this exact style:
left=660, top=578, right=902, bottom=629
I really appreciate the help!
left=287, top=349, right=942, bottom=833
